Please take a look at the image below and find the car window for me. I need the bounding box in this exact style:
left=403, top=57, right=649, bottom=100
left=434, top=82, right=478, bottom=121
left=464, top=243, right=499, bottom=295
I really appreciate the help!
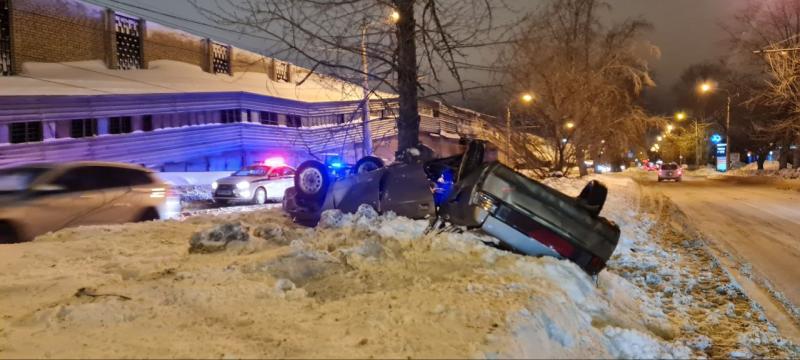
left=662, top=164, right=677, bottom=170
left=94, top=166, right=154, bottom=188
left=234, top=166, right=269, bottom=177
left=52, top=167, right=102, bottom=192
left=0, top=167, right=51, bottom=194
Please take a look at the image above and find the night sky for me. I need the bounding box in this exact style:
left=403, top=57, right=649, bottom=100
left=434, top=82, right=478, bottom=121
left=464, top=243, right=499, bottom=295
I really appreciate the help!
left=86, top=0, right=750, bottom=103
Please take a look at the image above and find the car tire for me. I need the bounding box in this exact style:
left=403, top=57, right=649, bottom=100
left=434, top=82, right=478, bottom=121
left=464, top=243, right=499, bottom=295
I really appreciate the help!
left=0, top=222, right=20, bottom=244
left=254, top=187, right=268, bottom=205
left=295, top=160, right=331, bottom=201
left=352, top=156, right=384, bottom=175
left=137, top=208, right=160, bottom=222
left=578, top=180, right=608, bottom=216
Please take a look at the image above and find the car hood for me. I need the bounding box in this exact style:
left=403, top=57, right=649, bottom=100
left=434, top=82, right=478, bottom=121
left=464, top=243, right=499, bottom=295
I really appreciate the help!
left=215, top=176, right=263, bottom=185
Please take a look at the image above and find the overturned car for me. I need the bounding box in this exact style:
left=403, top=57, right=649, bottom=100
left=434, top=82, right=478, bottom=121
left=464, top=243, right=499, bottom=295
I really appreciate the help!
left=283, top=141, right=620, bottom=275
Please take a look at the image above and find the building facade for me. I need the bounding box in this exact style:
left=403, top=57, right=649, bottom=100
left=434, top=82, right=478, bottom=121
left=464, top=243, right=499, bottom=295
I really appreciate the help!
left=0, top=0, right=493, bottom=171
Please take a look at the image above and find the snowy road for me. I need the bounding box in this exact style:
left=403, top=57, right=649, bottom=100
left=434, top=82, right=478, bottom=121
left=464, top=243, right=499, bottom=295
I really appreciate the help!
left=637, top=173, right=800, bottom=339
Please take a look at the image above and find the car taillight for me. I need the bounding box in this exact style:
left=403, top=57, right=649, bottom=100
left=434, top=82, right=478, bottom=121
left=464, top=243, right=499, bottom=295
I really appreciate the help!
left=150, top=187, right=178, bottom=199
left=470, top=191, right=498, bottom=214
left=529, top=228, right=575, bottom=258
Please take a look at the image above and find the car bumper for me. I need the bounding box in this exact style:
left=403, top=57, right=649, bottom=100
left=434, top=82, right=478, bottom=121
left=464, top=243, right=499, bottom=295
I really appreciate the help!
left=481, top=214, right=561, bottom=258
left=213, top=188, right=252, bottom=201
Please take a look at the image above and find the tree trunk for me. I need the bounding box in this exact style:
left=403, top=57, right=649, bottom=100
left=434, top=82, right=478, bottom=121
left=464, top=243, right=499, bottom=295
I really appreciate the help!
left=393, top=0, right=420, bottom=160
left=757, top=151, right=767, bottom=171
left=794, top=144, right=800, bottom=169
left=576, top=148, right=588, bottom=177
left=778, top=147, right=789, bottom=170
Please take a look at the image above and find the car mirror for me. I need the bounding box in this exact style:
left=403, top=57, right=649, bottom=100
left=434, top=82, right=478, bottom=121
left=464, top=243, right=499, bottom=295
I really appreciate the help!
left=31, top=184, right=66, bottom=193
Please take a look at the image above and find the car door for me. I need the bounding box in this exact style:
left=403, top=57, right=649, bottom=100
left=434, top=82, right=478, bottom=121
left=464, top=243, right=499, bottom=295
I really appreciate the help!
left=263, top=167, right=294, bottom=201
left=80, top=166, right=156, bottom=225
left=22, top=166, right=107, bottom=235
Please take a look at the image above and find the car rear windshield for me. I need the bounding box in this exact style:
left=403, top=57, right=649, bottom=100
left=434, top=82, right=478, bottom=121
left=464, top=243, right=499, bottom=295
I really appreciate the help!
left=662, top=164, right=678, bottom=170
left=233, top=166, right=270, bottom=176
left=0, top=167, right=50, bottom=193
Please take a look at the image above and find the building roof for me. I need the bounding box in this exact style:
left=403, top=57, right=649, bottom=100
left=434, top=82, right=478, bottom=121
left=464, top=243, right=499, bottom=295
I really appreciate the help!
left=0, top=60, right=392, bottom=103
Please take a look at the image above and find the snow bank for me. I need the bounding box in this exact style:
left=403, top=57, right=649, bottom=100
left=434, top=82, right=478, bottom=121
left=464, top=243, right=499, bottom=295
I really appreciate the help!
left=0, top=175, right=795, bottom=358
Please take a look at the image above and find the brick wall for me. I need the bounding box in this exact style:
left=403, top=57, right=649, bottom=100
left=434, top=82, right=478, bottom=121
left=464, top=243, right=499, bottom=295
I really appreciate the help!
left=11, top=0, right=106, bottom=73
left=143, top=22, right=206, bottom=70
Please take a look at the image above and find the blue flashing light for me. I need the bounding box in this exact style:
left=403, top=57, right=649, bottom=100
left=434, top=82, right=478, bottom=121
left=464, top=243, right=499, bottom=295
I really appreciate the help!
left=711, top=133, right=722, bottom=144
left=330, top=162, right=343, bottom=168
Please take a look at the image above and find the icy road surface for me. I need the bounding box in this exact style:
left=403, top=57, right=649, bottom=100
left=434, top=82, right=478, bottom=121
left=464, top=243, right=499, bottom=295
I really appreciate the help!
left=639, top=173, right=800, bottom=342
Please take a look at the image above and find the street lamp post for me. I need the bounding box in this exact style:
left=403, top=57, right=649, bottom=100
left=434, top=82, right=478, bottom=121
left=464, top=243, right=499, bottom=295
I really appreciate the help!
left=675, top=111, right=700, bottom=167
left=359, top=10, right=400, bottom=157
left=505, top=93, right=534, bottom=166
left=699, top=82, right=736, bottom=171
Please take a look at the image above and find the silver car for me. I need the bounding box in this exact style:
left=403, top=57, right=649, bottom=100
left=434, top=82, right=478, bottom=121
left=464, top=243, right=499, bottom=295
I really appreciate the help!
left=212, top=165, right=295, bottom=205
left=0, top=162, right=181, bottom=243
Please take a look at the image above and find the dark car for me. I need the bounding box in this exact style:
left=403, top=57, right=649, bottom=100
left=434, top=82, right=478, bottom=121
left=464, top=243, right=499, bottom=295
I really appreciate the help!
left=283, top=141, right=620, bottom=275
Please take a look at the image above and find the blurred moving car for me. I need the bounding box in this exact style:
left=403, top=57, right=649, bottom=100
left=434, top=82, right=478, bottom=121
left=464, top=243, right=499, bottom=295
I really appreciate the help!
left=0, top=162, right=180, bottom=243
left=658, top=162, right=682, bottom=182
left=212, top=159, right=295, bottom=205
left=283, top=141, right=620, bottom=275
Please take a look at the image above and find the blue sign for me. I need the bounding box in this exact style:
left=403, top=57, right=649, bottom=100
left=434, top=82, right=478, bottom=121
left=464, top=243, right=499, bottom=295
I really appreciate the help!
left=716, top=143, right=727, bottom=172
left=711, top=133, right=723, bottom=144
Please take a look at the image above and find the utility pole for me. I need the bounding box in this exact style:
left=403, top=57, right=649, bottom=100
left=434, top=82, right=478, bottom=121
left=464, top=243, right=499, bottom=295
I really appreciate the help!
left=725, top=94, right=731, bottom=170
left=505, top=106, right=512, bottom=165
left=360, top=23, right=373, bottom=157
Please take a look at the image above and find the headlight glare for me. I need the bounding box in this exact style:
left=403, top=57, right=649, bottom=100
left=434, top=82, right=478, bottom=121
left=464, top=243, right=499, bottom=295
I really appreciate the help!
left=211, top=181, right=218, bottom=190
left=236, top=181, right=250, bottom=190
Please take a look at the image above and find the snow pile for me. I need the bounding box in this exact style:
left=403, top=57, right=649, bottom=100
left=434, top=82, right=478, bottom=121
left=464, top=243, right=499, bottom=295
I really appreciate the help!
left=690, top=162, right=800, bottom=180
left=0, top=203, right=689, bottom=358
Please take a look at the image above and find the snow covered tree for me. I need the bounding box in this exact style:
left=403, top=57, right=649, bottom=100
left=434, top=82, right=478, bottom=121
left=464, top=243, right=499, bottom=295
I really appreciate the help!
left=193, top=0, right=520, bottom=160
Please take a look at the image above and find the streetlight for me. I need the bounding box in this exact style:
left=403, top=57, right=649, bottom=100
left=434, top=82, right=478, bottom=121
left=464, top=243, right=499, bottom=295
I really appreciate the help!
left=657, top=135, right=663, bottom=142
left=360, top=10, right=401, bottom=157
left=666, top=124, right=674, bottom=133
left=698, top=80, right=736, bottom=171
left=565, top=121, right=575, bottom=129
left=506, top=93, right=535, bottom=165
left=675, top=111, right=700, bottom=166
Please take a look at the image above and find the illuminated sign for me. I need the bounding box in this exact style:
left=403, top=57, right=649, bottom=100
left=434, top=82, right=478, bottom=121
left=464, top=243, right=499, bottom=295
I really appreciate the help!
left=710, top=133, right=723, bottom=144
left=716, top=143, right=727, bottom=172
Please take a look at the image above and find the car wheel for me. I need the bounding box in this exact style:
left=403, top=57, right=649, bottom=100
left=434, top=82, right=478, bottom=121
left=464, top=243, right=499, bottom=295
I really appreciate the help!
left=352, top=156, right=384, bottom=174
left=295, top=160, right=330, bottom=201
left=137, top=208, right=160, bottom=222
left=254, top=187, right=268, bottom=205
left=0, top=222, right=20, bottom=244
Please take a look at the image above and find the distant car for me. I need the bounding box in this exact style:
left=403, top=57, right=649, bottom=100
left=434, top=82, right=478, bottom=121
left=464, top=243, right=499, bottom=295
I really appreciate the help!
left=658, top=162, right=682, bottom=182
left=0, top=162, right=180, bottom=243
left=212, top=164, right=295, bottom=205
left=283, top=141, right=620, bottom=275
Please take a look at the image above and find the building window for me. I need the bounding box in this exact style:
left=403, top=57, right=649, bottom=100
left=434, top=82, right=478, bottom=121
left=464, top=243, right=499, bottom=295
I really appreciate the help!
left=142, top=115, right=153, bottom=131
left=211, top=42, right=231, bottom=75
left=70, top=119, right=97, bottom=138
left=109, top=116, right=133, bottom=134
left=433, top=109, right=440, bottom=118
left=286, top=114, right=302, bottom=128
left=337, top=114, right=345, bottom=124
left=275, top=61, right=290, bottom=82
left=259, top=111, right=278, bottom=126
left=221, top=109, right=242, bottom=124
left=9, top=121, right=43, bottom=144
left=0, top=0, right=11, bottom=76
left=114, top=13, right=143, bottom=70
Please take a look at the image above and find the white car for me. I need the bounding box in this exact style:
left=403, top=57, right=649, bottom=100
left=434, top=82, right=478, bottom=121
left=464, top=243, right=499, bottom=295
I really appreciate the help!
left=212, top=164, right=295, bottom=205
left=0, top=162, right=181, bottom=243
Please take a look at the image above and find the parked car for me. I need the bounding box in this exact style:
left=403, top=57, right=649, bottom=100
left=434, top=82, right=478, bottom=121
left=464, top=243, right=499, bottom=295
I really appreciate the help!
left=0, top=162, right=180, bottom=243
left=212, top=163, right=296, bottom=205
left=283, top=141, right=620, bottom=275
left=658, top=162, right=682, bottom=182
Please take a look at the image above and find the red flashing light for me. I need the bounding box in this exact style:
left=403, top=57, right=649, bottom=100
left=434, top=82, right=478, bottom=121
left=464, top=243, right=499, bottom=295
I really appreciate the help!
left=264, top=157, right=286, bottom=167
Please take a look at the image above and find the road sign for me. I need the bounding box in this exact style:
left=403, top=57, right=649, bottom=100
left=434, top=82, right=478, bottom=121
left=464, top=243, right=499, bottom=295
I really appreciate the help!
left=716, top=143, right=727, bottom=172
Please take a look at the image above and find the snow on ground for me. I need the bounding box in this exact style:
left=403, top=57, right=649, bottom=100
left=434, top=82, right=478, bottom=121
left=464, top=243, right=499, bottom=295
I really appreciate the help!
left=689, top=162, right=800, bottom=180
left=0, top=176, right=796, bottom=358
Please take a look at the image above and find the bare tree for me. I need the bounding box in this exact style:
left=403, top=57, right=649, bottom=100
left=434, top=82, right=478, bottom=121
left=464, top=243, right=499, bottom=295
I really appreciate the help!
left=192, top=0, right=521, bottom=159
left=726, top=0, right=800, bottom=168
left=493, top=0, right=656, bottom=176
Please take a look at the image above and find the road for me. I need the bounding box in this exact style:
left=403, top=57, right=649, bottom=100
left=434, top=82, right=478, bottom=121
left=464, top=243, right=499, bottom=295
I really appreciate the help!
left=636, top=172, right=800, bottom=338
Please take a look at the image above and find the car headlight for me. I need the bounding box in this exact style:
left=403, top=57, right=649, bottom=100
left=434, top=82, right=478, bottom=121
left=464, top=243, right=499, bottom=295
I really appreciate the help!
left=470, top=191, right=498, bottom=214
left=236, top=181, right=250, bottom=190
left=211, top=181, right=218, bottom=190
